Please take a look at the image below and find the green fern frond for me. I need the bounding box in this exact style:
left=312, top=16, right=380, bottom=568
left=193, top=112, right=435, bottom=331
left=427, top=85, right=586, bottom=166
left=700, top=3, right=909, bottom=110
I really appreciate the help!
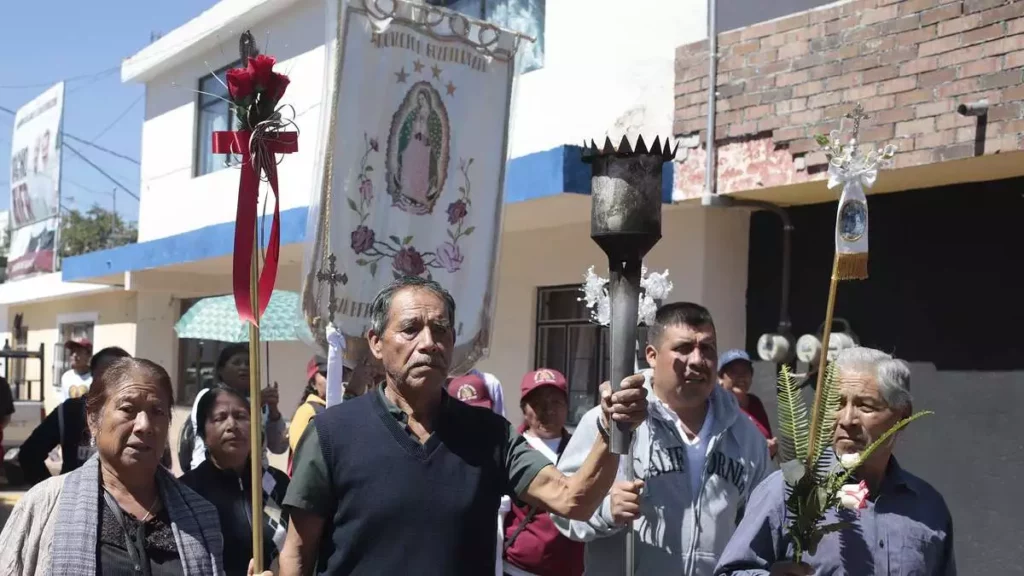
left=836, top=410, right=934, bottom=485
left=812, top=362, right=842, bottom=477
left=776, top=364, right=811, bottom=464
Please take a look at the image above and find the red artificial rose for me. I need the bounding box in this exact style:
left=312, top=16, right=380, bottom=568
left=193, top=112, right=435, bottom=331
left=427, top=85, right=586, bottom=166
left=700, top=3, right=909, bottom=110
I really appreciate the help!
left=225, top=67, right=254, bottom=101
left=247, top=54, right=277, bottom=90
left=266, top=71, right=290, bottom=102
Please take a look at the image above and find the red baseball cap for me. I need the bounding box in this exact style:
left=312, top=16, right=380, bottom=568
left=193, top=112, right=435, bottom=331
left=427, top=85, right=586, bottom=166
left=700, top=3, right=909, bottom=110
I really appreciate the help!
left=520, top=368, right=568, bottom=400
left=307, top=355, right=355, bottom=380
left=64, top=337, right=92, bottom=351
left=447, top=373, right=493, bottom=410
left=307, top=356, right=328, bottom=381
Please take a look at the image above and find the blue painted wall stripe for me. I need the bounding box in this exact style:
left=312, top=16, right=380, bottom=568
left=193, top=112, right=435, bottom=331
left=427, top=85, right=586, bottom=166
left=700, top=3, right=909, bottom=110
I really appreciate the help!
left=62, top=145, right=675, bottom=282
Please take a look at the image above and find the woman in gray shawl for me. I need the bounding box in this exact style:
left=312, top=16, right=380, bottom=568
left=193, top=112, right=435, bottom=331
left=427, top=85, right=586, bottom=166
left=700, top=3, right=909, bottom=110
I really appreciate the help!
left=0, top=357, right=271, bottom=575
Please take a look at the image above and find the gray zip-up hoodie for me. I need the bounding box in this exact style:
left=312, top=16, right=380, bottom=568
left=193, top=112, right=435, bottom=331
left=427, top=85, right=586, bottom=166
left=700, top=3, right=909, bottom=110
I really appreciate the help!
left=553, top=371, right=771, bottom=576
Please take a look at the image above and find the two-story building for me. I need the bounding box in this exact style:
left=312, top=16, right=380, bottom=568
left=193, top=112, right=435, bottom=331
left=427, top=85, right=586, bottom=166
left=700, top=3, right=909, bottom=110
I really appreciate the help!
left=0, top=0, right=759, bottom=457
left=673, top=0, right=1024, bottom=569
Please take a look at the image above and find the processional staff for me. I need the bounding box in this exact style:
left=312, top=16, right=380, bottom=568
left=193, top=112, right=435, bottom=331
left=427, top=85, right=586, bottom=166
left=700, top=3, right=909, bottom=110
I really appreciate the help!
left=584, top=134, right=677, bottom=576
left=316, top=252, right=350, bottom=408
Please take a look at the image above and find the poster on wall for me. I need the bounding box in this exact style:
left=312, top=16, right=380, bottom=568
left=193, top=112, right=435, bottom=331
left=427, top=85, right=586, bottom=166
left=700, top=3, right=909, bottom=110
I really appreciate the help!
left=7, top=217, right=58, bottom=279
left=300, top=0, right=528, bottom=372
left=7, top=82, right=65, bottom=280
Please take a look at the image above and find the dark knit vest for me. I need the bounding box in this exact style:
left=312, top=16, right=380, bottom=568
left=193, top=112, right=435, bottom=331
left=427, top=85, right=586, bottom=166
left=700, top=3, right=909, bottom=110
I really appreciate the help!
left=315, top=389, right=508, bottom=575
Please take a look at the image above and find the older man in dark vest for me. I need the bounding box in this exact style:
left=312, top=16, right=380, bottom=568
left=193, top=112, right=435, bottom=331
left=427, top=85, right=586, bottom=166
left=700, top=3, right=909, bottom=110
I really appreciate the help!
left=280, top=276, right=648, bottom=575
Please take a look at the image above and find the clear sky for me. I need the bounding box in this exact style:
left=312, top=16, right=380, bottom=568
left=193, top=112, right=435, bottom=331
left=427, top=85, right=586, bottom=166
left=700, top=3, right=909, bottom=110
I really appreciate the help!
left=0, top=0, right=218, bottom=223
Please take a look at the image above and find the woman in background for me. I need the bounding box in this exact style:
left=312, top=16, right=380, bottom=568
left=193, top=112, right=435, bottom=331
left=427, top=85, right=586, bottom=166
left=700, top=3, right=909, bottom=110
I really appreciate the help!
left=182, top=384, right=290, bottom=575
left=178, top=343, right=287, bottom=471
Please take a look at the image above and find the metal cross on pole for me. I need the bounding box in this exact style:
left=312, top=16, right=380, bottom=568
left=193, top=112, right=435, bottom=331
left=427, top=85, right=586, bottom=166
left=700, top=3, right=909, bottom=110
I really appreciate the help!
left=316, top=253, right=348, bottom=323
left=845, top=103, right=868, bottom=142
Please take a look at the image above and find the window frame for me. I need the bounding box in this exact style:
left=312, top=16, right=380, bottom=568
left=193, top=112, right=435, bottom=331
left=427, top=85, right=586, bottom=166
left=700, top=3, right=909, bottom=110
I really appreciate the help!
left=175, top=297, right=230, bottom=407
left=193, top=61, right=241, bottom=178
left=425, top=0, right=545, bottom=73
left=534, top=284, right=609, bottom=426
left=53, top=312, right=98, bottom=395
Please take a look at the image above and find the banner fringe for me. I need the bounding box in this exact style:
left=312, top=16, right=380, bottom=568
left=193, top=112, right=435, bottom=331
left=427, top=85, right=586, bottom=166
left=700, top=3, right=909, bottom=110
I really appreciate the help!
left=836, top=252, right=868, bottom=280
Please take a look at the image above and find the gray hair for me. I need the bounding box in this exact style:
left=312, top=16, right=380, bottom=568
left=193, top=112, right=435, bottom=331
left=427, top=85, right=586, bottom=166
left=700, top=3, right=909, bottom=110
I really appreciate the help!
left=368, top=276, right=456, bottom=336
left=834, top=346, right=912, bottom=412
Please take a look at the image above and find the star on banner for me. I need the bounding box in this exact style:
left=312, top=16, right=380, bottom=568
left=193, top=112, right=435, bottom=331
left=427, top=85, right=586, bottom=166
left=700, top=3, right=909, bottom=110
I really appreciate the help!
left=445, top=81, right=457, bottom=96
left=431, top=64, right=442, bottom=79
left=395, top=67, right=409, bottom=83
left=413, top=59, right=425, bottom=73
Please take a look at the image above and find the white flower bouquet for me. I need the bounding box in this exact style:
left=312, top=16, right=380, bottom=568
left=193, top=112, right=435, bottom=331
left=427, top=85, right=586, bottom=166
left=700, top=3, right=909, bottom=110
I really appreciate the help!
left=578, top=265, right=673, bottom=327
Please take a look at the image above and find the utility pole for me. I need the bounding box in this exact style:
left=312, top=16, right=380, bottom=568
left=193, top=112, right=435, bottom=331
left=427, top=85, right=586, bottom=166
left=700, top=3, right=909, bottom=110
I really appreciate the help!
left=112, top=187, right=117, bottom=247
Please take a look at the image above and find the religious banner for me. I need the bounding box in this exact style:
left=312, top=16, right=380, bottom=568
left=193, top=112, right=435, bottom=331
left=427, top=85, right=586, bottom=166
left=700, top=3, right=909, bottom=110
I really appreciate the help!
left=301, top=0, right=527, bottom=373
left=7, top=82, right=64, bottom=280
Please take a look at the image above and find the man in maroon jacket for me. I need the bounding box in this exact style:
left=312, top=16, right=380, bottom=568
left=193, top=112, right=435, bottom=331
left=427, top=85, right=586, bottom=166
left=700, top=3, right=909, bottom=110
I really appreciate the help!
left=502, top=369, right=584, bottom=576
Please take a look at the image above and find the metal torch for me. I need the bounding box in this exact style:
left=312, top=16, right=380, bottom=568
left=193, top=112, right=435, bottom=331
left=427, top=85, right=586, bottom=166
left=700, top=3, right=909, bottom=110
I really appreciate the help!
left=584, top=134, right=677, bottom=575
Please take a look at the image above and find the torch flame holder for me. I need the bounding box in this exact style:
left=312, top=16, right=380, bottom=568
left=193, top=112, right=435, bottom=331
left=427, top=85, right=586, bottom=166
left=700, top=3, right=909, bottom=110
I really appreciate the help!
left=584, top=135, right=677, bottom=455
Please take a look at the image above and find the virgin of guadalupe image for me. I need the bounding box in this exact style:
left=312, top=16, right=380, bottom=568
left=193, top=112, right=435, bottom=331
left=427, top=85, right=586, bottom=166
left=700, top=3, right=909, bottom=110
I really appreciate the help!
left=386, top=82, right=450, bottom=215
left=839, top=199, right=867, bottom=241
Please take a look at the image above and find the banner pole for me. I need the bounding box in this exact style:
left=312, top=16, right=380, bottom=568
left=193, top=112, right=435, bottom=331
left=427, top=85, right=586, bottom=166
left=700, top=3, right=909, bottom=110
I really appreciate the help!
left=249, top=222, right=265, bottom=572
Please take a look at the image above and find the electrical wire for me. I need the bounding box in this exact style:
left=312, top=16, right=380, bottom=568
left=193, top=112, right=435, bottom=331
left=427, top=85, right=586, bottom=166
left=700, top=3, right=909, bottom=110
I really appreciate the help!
left=92, top=94, right=143, bottom=141
left=62, top=133, right=140, bottom=165
left=67, top=68, right=120, bottom=95
left=0, top=104, right=140, bottom=165
left=64, top=178, right=110, bottom=198
left=0, top=18, right=243, bottom=92
left=63, top=143, right=140, bottom=201
left=0, top=67, right=121, bottom=90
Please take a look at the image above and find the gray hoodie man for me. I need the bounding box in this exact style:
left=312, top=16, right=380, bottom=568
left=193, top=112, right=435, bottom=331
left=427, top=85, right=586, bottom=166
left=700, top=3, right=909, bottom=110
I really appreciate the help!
left=554, top=371, right=771, bottom=576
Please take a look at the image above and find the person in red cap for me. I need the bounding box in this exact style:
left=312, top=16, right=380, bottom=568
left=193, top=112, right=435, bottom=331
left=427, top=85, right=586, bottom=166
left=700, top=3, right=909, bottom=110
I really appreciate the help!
left=289, top=356, right=332, bottom=455
left=447, top=372, right=494, bottom=410
left=502, top=368, right=584, bottom=576
left=59, top=337, right=93, bottom=402
left=447, top=372, right=509, bottom=576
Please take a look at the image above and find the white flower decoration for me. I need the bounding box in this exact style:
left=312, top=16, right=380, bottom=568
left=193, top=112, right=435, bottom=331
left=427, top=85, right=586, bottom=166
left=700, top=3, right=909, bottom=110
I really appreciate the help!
left=839, top=452, right=861, bottom=469
left=837, top=480, right=870, bottom=512
left=579, top=266, right=674, bottom=326
left=780, top=459, right=806, bottom=485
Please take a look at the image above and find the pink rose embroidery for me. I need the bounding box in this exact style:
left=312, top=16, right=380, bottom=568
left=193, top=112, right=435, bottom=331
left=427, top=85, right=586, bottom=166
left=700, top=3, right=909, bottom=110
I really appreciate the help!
left=350, top=226, right=375, bottom=254
left=393, top=246, right=426, bottom=276
left=446, top=200, right=467, bottom=225
left=435, top=242, right=463, bottom=273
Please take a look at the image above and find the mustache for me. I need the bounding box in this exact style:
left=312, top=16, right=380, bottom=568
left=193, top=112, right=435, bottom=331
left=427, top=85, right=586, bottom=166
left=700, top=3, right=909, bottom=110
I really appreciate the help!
left=410, top=356, right=446, bottom=369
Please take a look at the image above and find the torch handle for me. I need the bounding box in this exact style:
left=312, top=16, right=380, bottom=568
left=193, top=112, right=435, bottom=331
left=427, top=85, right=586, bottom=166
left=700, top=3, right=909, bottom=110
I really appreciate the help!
left=607, top=258, right=642, bottom=455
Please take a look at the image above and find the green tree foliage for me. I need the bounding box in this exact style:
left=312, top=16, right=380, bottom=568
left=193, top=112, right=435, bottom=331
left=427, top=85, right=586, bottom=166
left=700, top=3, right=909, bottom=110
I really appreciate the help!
left=59, top=205, right=138, bottom=257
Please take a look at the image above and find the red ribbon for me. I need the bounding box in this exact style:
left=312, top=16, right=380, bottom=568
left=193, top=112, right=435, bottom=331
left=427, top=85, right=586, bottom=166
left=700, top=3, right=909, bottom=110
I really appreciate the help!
left=212, top=130, right=298, bottom=325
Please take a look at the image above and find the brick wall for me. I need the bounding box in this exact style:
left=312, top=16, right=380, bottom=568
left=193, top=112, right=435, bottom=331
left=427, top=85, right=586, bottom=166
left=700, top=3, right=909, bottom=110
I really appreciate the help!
left=673, top=0, right=1024, bottom=198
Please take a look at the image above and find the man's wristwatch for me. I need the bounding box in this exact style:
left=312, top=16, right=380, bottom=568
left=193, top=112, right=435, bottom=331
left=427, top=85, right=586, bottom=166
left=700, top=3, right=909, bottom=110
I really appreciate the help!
left=597, top=415, right=611, bottom=442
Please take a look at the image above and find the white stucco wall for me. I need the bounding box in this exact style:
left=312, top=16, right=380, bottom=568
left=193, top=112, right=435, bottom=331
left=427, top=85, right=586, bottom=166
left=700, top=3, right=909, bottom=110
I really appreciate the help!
left=510, top=0, right=706, bottom=155
left=136, top=1, right=326, bottom=242
left=134, top=0, right=709, bottom=241
left=477, top=204, right=749, bottom=426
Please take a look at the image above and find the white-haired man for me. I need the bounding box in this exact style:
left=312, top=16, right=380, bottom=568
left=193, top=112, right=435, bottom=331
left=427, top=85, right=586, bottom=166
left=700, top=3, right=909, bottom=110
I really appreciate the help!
left=715, top=347, right=955, bottom=576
